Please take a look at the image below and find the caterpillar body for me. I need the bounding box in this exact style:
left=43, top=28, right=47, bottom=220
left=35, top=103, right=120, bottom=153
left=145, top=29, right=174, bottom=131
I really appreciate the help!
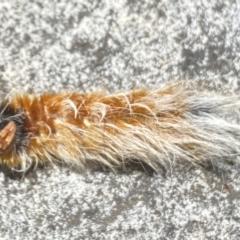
left=1, top=82, right=240, bottom=172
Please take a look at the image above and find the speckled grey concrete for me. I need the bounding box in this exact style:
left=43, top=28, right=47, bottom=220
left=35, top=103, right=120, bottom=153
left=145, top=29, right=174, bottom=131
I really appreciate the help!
left=0, top=0, right=240, bottom=239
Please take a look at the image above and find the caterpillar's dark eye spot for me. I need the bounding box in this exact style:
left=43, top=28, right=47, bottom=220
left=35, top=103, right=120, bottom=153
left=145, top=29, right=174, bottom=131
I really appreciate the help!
left=0, top=121, right=16, bottom=153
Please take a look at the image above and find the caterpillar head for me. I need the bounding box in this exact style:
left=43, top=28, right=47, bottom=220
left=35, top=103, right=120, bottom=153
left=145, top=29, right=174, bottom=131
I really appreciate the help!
left=0, top=104, right=24, bottom=154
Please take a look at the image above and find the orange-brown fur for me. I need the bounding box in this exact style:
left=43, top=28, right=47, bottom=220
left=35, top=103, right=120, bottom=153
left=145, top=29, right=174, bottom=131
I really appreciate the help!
left=1, top=82, right=240, bottom=171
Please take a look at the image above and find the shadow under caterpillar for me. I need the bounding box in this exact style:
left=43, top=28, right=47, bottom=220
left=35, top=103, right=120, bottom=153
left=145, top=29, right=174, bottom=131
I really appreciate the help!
left=0, top=81, right=240, bottom=172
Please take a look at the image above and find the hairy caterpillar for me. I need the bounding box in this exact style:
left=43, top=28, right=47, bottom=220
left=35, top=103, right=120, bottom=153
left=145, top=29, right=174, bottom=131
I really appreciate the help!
left=0, top=81, right=240, bottom=172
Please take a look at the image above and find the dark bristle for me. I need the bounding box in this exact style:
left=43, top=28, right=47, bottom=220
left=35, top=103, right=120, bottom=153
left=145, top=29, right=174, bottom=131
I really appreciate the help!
left=0, top=103, right=26, bottom=152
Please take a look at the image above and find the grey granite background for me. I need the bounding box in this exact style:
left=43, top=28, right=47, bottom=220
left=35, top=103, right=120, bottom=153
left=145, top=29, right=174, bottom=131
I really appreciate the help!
left=0, top=0, right=240, bottom=239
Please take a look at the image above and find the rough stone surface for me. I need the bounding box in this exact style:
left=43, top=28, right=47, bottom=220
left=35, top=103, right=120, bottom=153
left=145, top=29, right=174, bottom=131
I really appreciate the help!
left=0, top=1, right=240, bottom=239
